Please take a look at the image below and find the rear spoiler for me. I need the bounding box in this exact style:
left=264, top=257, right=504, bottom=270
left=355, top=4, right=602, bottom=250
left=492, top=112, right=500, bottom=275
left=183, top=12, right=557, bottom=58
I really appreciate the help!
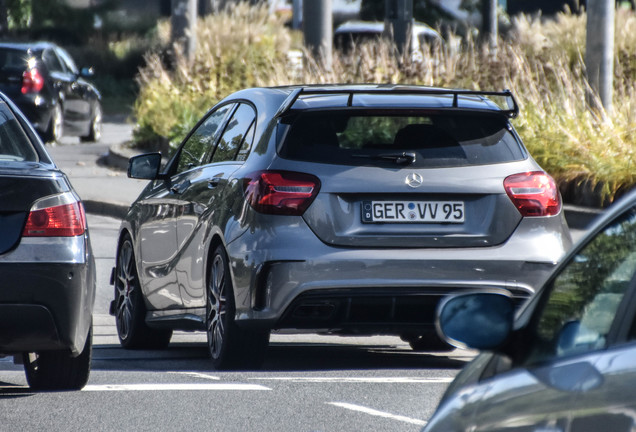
left=274, top=86, right=519, bottom=119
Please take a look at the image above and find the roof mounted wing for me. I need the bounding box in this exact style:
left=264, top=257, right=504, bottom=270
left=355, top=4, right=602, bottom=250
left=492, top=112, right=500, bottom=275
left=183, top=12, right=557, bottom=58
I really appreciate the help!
left=275, top=87, right=519, bottom=119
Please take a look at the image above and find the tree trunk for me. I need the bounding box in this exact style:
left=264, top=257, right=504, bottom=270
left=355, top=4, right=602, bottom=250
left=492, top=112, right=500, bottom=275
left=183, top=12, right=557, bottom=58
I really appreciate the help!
left=0, top=0, right=8, bottom=36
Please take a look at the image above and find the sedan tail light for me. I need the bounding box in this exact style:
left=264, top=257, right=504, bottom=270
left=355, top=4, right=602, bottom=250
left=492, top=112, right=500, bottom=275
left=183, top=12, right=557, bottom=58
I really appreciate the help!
left=504, top=171, right=561, bottom=217
left=21, top=68, right=44, bottom=94
left=244, top=171, right=321, bottom=216
left=23, top=201, right=87, bottom=237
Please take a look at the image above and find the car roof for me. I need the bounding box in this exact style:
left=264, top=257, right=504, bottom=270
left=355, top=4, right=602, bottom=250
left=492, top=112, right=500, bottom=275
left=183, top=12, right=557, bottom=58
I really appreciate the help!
left=334, top=20, right=442, bottom=39
left=0, top=41, right=58, bottom=52
left=223, top=85, right=518, bottom=119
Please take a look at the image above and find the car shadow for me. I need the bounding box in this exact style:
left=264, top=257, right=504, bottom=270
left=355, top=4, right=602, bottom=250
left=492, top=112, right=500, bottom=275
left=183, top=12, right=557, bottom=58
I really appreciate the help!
left=87, top=340, right=470, bottom=373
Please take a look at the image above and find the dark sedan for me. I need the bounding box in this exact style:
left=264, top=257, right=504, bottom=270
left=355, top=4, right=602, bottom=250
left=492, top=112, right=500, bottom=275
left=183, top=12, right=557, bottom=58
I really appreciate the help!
left=424, top=188, right=636, bottom=431
left=0, top=41, right=101, bottom=143
left=0, top=91, right=95, bottom=390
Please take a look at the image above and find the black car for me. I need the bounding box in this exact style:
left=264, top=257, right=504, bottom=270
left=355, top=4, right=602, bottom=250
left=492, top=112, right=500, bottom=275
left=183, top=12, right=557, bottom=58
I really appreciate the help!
left=0, top=91, right=95, bottom=390
left=0, top=41, right=102, bottom=143
left=424, top=188, right=636, bottom=431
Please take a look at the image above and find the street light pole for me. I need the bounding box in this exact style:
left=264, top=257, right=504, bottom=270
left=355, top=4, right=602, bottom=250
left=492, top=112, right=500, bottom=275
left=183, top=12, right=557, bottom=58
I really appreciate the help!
left=303, top=0, right=332, bottom=70
left=171, top=0, right=198, bottom=65
left=585, top=0, right=614, bottom=113
left=385, top=0, right=413, bottom=57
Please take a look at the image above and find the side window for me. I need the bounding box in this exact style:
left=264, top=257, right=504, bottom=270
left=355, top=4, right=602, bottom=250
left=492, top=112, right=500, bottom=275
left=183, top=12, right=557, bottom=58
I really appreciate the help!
left=55, top=47, right=79, bottom=75
left=235, top=121, right=255, bottom=162
left=212, top=103, right=255, bottom=163
left=526, top=208, right=636, bottom=364
left=42, top=49, right=65, bottom=73
left=175, top=104, right=234, bottom=174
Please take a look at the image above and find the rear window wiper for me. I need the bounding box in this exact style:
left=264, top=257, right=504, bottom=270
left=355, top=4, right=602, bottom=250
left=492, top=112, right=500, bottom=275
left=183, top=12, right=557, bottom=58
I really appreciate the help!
left=351, top=152, right=416, bottom=165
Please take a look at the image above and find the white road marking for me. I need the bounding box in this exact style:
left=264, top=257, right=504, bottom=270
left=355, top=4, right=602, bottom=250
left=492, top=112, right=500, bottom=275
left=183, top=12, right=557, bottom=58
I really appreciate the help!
left=168, top=371, right=220, bottom=381
left=250, top=376, right=453, bottom=384
left=329, top=402, right=427, bottom=426
left=82, top=383, right=270, bottom=392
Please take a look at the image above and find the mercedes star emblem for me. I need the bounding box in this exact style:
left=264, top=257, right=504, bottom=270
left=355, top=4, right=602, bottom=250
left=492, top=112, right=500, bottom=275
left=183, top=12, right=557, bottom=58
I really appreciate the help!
left=405, top=173, right=424, bottom=188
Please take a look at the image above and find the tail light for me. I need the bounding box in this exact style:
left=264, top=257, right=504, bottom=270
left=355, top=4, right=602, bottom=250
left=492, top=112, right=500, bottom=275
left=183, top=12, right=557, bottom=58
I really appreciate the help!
left=244, top=171, right=321, bottom=216
left=23, top=201, right=87, bottom=237
left=504, top=171, right=561, bottom=217
left=21, top=68, right=44, bottom=94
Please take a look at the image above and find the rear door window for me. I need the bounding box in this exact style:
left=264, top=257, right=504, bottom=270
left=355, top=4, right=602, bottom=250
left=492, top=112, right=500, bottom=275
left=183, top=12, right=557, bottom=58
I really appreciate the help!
left=279, top=112, right=526, bottom=168
left=211, top=103, right=255, bottom=163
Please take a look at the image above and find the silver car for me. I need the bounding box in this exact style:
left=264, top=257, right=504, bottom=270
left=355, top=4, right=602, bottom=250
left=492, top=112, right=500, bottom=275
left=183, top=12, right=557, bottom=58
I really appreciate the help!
left=110, top=85, right=571, bottom=369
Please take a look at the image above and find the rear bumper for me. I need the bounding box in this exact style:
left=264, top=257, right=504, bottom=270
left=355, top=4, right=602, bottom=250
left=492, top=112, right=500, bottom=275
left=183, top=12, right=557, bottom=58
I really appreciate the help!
left=229, top=240, right=562, bottom=334
left=0, top=235, right=95, bottom=355
left=225, top=209, right=571, bottom=335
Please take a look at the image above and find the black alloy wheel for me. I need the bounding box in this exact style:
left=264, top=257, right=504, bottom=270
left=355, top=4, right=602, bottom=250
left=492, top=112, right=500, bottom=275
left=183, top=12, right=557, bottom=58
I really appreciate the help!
left=113, top=235, right=172, bottom=349
left=206, top=245, right=269, bottom=370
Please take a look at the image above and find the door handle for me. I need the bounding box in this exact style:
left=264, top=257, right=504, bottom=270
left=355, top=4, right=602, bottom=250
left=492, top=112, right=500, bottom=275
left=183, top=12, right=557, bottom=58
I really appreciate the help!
left=208, top=178, right=222, bottom=189
left=170, top=180, right=190, bottom=194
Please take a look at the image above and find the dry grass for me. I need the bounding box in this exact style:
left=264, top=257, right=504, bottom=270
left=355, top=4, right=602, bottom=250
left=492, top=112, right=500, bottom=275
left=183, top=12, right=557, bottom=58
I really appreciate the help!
left=133, top=4, right=636, bottom=205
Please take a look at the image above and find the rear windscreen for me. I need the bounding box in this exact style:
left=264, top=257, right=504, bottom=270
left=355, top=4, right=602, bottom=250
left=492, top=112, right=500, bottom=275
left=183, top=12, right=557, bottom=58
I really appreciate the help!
left=0, top=102, right=37, bottom=162
left=0, top=48, right=27, bottom=70
left=278, top=111, right=526, bottom=168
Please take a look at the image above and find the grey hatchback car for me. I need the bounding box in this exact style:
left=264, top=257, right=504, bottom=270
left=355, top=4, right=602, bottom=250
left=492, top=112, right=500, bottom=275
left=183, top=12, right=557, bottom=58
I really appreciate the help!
left=110, top=85, right=572, bottom=369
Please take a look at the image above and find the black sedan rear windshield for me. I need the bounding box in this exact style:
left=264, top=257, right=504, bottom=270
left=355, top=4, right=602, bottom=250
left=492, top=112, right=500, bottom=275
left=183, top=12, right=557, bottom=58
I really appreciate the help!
left=278, top=111, right=526, bottom=167
left=0, top=102, right=37, bottom=162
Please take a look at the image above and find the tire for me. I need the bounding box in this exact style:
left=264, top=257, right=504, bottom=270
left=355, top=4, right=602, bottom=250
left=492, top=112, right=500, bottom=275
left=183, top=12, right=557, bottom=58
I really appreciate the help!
left=42, top=103, right=63, bottom=143
left=206, top=245, right=269, bottom=370
left=402, top=330, right=454, bottom=352
left=113, top=235, right=172, bottom=349
left=23, top=325, right=92, bottom=391
left=80, top=102, right=102, bottom=142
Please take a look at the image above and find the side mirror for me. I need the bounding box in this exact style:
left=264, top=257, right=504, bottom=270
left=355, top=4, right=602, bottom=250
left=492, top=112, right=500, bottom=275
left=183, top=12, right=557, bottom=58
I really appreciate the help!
left=80, top=67, right=95, bottom=78
left=128, top=153, right=162, bottom=180
left=436, top=292, right=515, bottom=350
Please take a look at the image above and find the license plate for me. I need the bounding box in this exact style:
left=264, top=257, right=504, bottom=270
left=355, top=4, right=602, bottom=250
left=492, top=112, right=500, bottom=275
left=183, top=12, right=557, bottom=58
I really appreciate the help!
left=361, top=201, right=465, bottom=223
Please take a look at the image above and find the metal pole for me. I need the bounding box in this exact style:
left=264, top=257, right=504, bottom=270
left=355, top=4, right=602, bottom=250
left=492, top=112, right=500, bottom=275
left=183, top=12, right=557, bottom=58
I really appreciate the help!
left=385, top=0, right=413, bottom=57
left=171, top=0, right=198, bottom=65
left=482, top=0, right=498, bottom=52
left=585, top=0, right=614, bottom=113
left=303, top=0, right=332, bottom=70
left=292, top=0, right=302, bottom=30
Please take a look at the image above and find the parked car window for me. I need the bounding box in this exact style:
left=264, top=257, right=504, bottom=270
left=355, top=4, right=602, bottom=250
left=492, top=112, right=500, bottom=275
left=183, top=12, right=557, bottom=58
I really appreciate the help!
left=42, top=49, right=65, bottom=73
left=526, top=207, right=636, bottom=364
left=175, top=104, right=234, bottom=174
left=0, top=102, right=37, bottom=162
left=212, top=103, right=255, bottom=163
left=279, top=112, right=525, bottom=167
left=0, top=49, right=25, bottom=70
left=55, top=47, right=79, bottom=75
